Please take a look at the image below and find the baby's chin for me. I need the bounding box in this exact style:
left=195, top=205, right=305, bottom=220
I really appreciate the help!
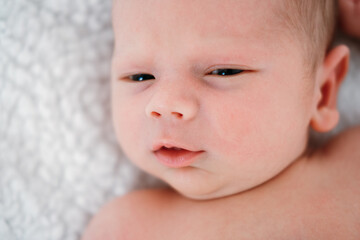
left=168, top=180, right=254, bottom=201
left=157, top=172, right=234, bottom=200
left=155, top=168, right=269, bottom=201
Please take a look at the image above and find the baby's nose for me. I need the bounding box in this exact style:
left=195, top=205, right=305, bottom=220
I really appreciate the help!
left=145, top=86, right=199, bottom=122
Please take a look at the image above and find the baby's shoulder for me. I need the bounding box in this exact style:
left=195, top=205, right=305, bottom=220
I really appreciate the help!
left=81, top=188, right=174, bottom=240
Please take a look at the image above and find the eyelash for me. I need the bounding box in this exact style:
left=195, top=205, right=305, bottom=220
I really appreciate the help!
left=127, top=69, right=245, bottom=82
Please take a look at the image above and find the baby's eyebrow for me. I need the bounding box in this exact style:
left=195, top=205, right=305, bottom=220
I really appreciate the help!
left=112, top=55, right=263, bottom=75
left=111, top=52, right=153, bottom=70
left=112, top=40, right=267, bottom=73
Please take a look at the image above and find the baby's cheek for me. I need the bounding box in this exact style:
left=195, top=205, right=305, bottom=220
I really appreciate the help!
left=209, top=100, right=261, bottom=158
left=112, top=95, right=144, bottom=160
left=113, top=107, right=134, bottom=153
left=208, top=89, right=290, bottom=164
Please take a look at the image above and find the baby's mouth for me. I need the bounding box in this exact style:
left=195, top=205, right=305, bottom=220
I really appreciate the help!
left=163, top=146, right=183, bottom=151
left=154, top=147, right=204, bottom=168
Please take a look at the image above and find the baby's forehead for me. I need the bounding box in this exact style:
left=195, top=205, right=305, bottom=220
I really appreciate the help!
left=114, top=0, right=280, bottom=32
left=113, top=0, right=286, bottom=41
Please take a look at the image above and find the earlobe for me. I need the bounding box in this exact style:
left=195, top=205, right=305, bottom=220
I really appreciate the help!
left=311, top=108, right=340, bottom=133
left=310, top=45, right=350, bottom=133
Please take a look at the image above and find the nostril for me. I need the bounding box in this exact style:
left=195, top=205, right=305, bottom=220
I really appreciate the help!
left=148, top=111, right=183, bottom=119
left=172, top=112, right=183, bottom=119
left=151, top=111, right=161, bottom=118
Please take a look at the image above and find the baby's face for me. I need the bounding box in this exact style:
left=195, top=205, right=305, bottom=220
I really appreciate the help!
left=112, top=0, right=317, bottom=199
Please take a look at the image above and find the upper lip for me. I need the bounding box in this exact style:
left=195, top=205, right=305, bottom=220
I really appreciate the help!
left=152, top=139, right=202, bottom=152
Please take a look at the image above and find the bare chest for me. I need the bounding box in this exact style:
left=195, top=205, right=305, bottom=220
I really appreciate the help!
left=147, top=173, right=360, bottom=240
left=152, top=192, right=359, bottom=240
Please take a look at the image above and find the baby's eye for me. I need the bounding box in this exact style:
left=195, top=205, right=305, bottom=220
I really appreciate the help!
left=209, top=69, right=244, bottom=76
left=129, top=73, right=155, bottom=81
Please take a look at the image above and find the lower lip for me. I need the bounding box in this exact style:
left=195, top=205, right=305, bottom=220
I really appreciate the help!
left=154, top=148, right=204, bottom=168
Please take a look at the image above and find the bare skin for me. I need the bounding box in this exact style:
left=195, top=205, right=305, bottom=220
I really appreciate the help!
left=82, top=0, right=360, bottom=238
left=83, top=127, right=360, bottom=239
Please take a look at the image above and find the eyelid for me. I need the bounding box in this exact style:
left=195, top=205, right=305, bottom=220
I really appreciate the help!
left=205, top=68, right=248, bottom=78
left=209, top=69, right=244, bottom=76
left=205, top=65, right=249, bottom=74
left=116, top=65, right=252, bottom=81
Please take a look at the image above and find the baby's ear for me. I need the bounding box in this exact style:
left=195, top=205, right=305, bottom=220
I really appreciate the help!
left=310, top=45, right=350, bottom=133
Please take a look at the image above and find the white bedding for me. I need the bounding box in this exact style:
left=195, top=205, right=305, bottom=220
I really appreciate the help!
left=0, top=0, right=359, bottom=239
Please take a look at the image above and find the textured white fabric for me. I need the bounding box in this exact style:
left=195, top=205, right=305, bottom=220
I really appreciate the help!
left=0, top=0, right=359, bottom=239
left=0, top=1, right=160, bottom=239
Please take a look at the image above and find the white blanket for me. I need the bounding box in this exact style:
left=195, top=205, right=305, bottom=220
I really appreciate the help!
left=0, top=0, right=359, bottom=239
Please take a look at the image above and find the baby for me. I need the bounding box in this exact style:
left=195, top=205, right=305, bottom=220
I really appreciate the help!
left=83, top=0, right=360, bottom=239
